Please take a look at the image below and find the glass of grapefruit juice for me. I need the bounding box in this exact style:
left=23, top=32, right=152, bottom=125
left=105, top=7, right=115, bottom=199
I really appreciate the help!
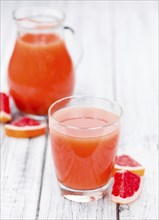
left=49, top=96, right=122, bottom=202
left=8, top=7, right=81, bottom=116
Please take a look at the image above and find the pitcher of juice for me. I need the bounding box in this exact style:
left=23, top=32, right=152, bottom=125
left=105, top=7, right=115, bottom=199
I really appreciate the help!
left=8, top=7, right=81, bottom=116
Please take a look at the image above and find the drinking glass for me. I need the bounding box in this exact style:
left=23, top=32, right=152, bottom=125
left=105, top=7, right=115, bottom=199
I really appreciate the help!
left=49, top=96, right=122, bottom=202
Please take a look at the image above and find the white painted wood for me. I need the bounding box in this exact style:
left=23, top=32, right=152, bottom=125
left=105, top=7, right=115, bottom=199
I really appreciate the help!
left=1, top=1, right=158, bottom=220
left=113, top=1, right=158, bottom=147
left=1, top=134, right=47, bottom=219
left=109, top=1, right=158, bottom=219
left=1, top=1, right=19, bottom=91
left=118, top=142, right=158, bottom=220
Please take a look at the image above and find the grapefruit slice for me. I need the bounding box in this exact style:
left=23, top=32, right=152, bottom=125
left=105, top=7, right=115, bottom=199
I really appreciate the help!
left=4, top=117, right=47, bottom=138
left=114, top=154, right=145, bottom=176
left=111, top=170, right=144, bottom=204
left=0, top=92, right=12, bottom=123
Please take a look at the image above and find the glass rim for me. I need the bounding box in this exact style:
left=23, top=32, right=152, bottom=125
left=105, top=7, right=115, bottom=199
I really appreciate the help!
left=48, top=95, right=123, bottom=130
left=13, top=6, right=65, bottom=28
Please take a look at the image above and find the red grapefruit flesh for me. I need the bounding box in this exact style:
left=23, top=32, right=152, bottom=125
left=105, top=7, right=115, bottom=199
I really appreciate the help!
left=114, top=154, right=145, bottom=176
left=0, top=92, right=12, bottom=123
left=4, top=117, right=47, bottom=138
left=111, top=170, right=144, bottom=204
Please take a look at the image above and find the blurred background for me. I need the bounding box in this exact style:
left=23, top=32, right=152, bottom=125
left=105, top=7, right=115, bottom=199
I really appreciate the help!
left=1, top=1, right=158, bottom=147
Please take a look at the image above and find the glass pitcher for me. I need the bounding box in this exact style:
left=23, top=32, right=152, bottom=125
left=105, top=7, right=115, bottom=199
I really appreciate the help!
left=8, top=7, right=81, bottom=116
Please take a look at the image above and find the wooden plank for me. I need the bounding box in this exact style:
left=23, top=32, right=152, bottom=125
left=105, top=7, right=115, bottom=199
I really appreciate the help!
left=112, top=1, right=158, bottom=219
left=1, top=1, right=17, bottom=91
left=118, top=143, right=158, bottom=220
left=1, top=134, right=47, bottom=219
left=1, top=1, right=158, bottom=219
left=112, top=1, right=158, bottom=147
left=1, top=2, right=48, bottom=218
left=72, top=2, right=116, bottom=100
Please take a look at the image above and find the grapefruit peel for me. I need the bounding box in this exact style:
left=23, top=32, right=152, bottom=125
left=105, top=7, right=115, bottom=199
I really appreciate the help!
left=4, top=117, right=47, bottom=138
left=114, top=154, right=145, bottom=176
left=111, top=170, right=144, bottom=204
left=0, top=92, right=12, bottom=123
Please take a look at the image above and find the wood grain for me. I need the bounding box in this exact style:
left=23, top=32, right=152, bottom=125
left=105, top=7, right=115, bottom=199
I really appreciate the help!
left=1, top=1, right=158, bottom=220
left=1, top=134, right=47, bottom=219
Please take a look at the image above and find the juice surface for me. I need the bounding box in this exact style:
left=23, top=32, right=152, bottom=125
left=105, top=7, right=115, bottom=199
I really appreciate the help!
left=8, top=33, right=74, bottom=115
left=50, top=107, right=120, bottom=190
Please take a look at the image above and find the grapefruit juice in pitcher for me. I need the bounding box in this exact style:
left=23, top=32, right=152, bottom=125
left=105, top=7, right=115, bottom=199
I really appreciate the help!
left=8, top=7, right=76, bottom=115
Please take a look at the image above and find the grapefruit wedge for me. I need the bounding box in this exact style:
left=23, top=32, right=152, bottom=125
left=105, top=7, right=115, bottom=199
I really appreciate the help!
left=4, top=117, right=47, bottom=138
left=0, top=92, right=12, bottom=123
left=111, top=170, right=144, bottom=204
left=114, top=154, right=145, bottom=176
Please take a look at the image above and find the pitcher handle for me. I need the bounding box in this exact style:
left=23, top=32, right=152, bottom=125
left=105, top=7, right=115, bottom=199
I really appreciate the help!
left=64, top=25, right=83, bottom=69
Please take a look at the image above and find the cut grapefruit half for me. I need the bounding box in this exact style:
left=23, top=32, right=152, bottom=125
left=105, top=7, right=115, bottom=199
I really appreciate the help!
left=111, top=170, right=144, bottom=204
left=0, top=92, right=12, bottom=123
left=114, top=154, right=145, bottom=176
left=4, top=117, right=47, bottom=138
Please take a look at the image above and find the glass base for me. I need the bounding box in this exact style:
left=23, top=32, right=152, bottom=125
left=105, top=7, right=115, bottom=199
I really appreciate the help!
left=59, top=180, right=112, bottom=203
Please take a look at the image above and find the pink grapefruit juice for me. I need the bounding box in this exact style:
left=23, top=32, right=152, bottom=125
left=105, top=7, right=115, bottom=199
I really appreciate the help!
left=50, top=107, right=120, bottom=190
left=8, top=33, right=74, bottom=115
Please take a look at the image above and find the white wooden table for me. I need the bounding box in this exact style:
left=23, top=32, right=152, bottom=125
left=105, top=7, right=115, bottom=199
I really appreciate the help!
left=1, top=1, right=158, bottom=219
